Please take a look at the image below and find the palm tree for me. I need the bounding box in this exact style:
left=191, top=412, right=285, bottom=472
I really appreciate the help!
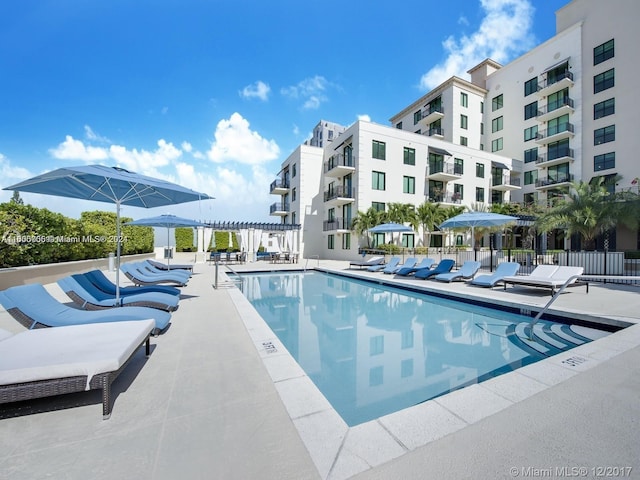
left=351, top=207, right=385, bottom=248
left=386, top=202, right=417, bottom=245
left=415, top=201, right=447, bottom=248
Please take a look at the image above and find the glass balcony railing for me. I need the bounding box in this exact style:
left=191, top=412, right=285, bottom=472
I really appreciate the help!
left=323, top=218, right=352, bottom=231
left=324, top=153, right=354, bottom=173
left=323, top=186, right=355, bottom=202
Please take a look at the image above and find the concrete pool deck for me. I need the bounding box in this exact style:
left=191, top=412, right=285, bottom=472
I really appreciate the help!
left=1, top=259, right=639, bottom=479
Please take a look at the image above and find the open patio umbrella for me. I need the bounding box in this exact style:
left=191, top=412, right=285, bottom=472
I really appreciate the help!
left=123, top=214, right=206, bottom=270
left=3, top=165, right=213, bottom=301
left=368, top=222, right=414, bottom=248
left=438, top=212, right=517, bottom=252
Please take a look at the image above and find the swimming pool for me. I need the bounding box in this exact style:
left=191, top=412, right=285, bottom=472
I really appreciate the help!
left=238, top=270, right=610, bottom=426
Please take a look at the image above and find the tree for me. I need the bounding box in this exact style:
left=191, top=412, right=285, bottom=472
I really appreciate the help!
left=351, top=207, right=385, bottom=248
left=10, top=191, right=23, bottom=205
left=415, top=201, right=447, bottom=247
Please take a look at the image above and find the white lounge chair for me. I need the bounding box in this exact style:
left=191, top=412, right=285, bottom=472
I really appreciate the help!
left=503, top=265, right=586, bottom=294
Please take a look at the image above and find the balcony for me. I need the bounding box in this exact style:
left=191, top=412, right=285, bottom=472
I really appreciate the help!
left=269, top=202, right=289, bottom=216
left=535, top=174, right=574, bottom=190
left=427, top=127, right=444, bottom=138
left=418, top=104, right=445, bottom=126
left=427, top=162, right=462, bottom=182
left=491, top=176, right=521, bottom=191
left=269, top=179, right=289, bottom=195
left=429, top=193, right=462, bottom=205
left=537, top=70, right=574, bottom=97
left=324, top=153, right=355, bottom=178
left=323, top=185, right=356, bottom=206
left=535, top=123, right=575, bottom=145
left=536, top=97, right=575, bottom=122
left=536, top=148, right=575, bottom=168
left=323, top=218, right=352, bottom=232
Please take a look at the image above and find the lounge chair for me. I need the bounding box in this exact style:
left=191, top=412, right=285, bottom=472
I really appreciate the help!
left=147, top=259, right=193, bottom=273
left=470, top=262, right=521, bottom=288
left=140, top=261, right=191, bottom=280
left=395, top=258, right=435, bottom=276
left=434, top=260, right=482, bottom=282
left=58, top=275, right=179, bottom=312
left=0, top=319, right=154, bottom=419
left=384, top=257, right=417, bottom=274
left=83, top=269, right=181, bottom=297
left=414, top=259, right=455, bottom=280
left=121, top=263, right=188, bottom=287
left=0, top=283, right=171, bottom=335
left=349, top=256, right=385, bottom=269
left=368, top=256, right=400, bottom=272
left=503, top=265, right=586, bottom=294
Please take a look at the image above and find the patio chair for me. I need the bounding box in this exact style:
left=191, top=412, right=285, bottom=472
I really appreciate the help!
left=147, top=259, right=193, bottom=273
left=502, top=265, right=586, bottom=294
left=395, top=258, right=435, bottom=276
left=414, top=259, right=455, bottom=280
left=368, top=256, right=400, bottom=273
left=83, top=269, right=181, bottom=297
left=121, top=263, right=188, bottom=287
left=349, top=256, right=385, bottom=269
left=384, top=257, right=417, bottom=274
left=0, top=319, right=154, bottom=419
left=58, top=275, right=179, bottom=312
left=434, top=261, right=482, bottom=282
left=0, top=283, right=171, bottom=335
left=140, top=261, right=191, bottom=280
left=470, top=262, right=521, bottom=288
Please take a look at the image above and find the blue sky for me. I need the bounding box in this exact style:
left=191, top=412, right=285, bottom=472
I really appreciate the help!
left=0, top=0, right=568, bottom=223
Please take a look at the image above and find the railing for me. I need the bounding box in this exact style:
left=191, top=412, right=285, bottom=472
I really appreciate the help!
left=492, top=176, right=521, bottom=187
left=535, top=173, right=573, bottom=187
left=536, top=123, right=574, bottom=140
left=323, top=185, right=355, bottom=202
left=428, top=162, right=459, bottom=176
left=536, top=97, right=574, bottom=116
left=269, top=179, right=289, bottom=192
left=304, top=255, right=320, bottom=271
left=537, top=70, right=573, bottom=90
left=324, top=153, right=354, bottom=173
left=428, top=127, right=444, bottom=136
left=421, top=104, right=444, bottom=118
left=536, top=148, right=574, bottom=164
left=269, top=202, right=290, bottom=213
left=323, top=218, right=352, bottom=231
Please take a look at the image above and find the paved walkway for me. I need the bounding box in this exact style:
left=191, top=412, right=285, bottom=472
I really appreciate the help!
left=0, top=258, right=639, bottom=479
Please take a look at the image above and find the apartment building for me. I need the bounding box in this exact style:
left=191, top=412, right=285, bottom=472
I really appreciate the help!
left=306, top=120, right=348, bottom=148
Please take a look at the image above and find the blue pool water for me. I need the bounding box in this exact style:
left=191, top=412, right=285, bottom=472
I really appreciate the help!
left=238, top=271, right=609, bottom=426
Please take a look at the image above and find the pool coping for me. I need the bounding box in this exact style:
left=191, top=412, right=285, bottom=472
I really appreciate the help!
left=227, top=268, right=640, bottom=480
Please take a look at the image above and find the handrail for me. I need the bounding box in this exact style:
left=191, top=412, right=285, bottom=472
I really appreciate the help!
left=528, top=274, right=640, bottom=338
left=213, top=260, right=243, bottom=289
left=305, top=255, right=319, bottom=271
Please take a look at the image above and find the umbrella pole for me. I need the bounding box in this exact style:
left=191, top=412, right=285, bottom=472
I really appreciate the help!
left=167, top=228, right=171, bottom=271
left=115, top=201, right=121, bottom=304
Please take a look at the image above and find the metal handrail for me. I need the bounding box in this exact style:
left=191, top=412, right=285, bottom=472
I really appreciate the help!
left=305, top=255, right=319, bottom=271
left=213, top=261, right=243, bottom=289
left=528, top=274, right=640, bottom=338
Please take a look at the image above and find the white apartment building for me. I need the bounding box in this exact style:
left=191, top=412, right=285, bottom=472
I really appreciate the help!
left=306, top=120, right=348, bottom=148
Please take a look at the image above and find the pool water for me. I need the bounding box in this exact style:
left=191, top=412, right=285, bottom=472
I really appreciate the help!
left=238, top=271, right=609, bottom=426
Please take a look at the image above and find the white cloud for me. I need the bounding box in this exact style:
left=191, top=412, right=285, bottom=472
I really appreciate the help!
left=206, top=112, right=280, bottom=165
left=109, top=139, right=182, bottom=172
left=281, top=75, right=332, bottom=110
left=49, top=135, right=110, bottom=162
left=240, top=80, right=271, bottom=101
left=181, top=142, right=193, bottom=153
left=84, top=125, right=110, bottom=143
left=419, top=0, right=535, bottom=90
left=0, top=153, right=32, bottom=184
left=292, top=124, right=300, bottom=136
left=357, top=114, right=371, bottom=122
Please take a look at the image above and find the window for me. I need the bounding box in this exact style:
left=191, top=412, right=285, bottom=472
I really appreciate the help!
left=460, top=136, right=468, bottom=146
left=402, top=234, right=415, bottom=248
left=491, top=138, right=503, bottom=152
left=460, top=114, right=468, bottom=129
left=401, top=359, right=414, bottom=378
left=328, top=234, right=334, bottom=250
left=372, top=171, right=386, bottom=190
left=480, top=143, right=484, bottom=151
left=292, top=163, right=297, bottom=177
left=594, top=69, right=614, bottom=93
left=594, top=152, right=615, bottom=171
left=524, top=125, right=538, bottom=142
left=371, top=201, right=385, bottom=212
left=403, top=176, right=415, bottom=194
left=524, top=101, right=538, bottom=120
left=328, top=130, right=333, bottom=140
left=480, top=101, right=484, bottom=113
left=413, top=110, right=421, bottom=125
left=594, top=39, right=614, bottom=65
left=454, top=158, right=464, bottom=175
left=524, top=170, right=538, bottom=185
left=327, top=207, right=335, bottom=221
left=524, top=192, right=538, bottom=205
left=372, top=140, right=386, bottom=160
left=594, top=125, right=615, bottom=145
left=453, top=184, right=464, bottom=201
left=524, top=77, right=538, bottom=96
left=401, top=330, right=414, bottom=350
left=594, top=98, right=615, bottom=119
left=372, top=233, right=385, bottom=247
left=492, top=116, right=503, bottom=133
left=524, top=147, right=538, bottom=163
left=461, top=92, right=468, bottom=107
left=548, top=114, right=569, bottom=136
left=291, top=212, right=296, bottom=224
left=480, top=122, right=484, bottom=135
left=370, top=336, right=384, bottom=356
left=342, top=232, right=351, bottom=249
left=548, top=139, right=570, bottom=161
left=403, top=147, right=415, bottom=165
left=492, top=94, right=503, bottom=111
left=292, top=187, right=296, bottom=202
left=396, top=121, right=403, bottom=129
left=476, top=163, right=485, bottom=178
left=476, top=187, right=485, bottom=202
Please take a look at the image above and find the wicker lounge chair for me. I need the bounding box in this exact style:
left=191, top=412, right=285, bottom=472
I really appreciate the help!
left=147, top=259, right=193, bottom=272
left=121, top=263, right=188, bottom=287
left=384, top=257, right=417, bottom=274
left=58, top=275, right=179, bottom=312
left=502, top=266, right=586, bottom=294
left=470, top=262, right=521, bottom=288
left=83, top=269, right=181, bottom=297
left=0, top=284, right=171, bottom=335
left=434, top=261, right=482, bottom=282
left=0, top=319, right=154, bottom=419
left=414, top=259, right=455, bottom=279
left=395, top=258, right=435, bottom=276
left=349, top=256, right=385, bottom=269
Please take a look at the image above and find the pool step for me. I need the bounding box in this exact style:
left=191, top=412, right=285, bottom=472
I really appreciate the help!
left=507, top=322, right=602, bottom=357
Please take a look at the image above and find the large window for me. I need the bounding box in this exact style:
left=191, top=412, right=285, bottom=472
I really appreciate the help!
left=476, top=162, right=485, bottom=178
left=524, top=101, right=538, bottom=120
left=492, top=94, right=503, bottom=111
left=328, top=234, right=334, bottom=250
left=548, top=114, right=569, bottom=136
left=342, top=232, right=351, bottom=250
left=492, top=116, right=503, bottom=133
left=403, top=176, right=415, bottom=194
left=524, top=77, right=538, bottom=96
left=524, top=170, right=538, bottom=185
left=491, top=138, right=503, bottom=152
left=524, top=125, right=538, bottom=142
left=594, top=125, right=615, bottom=145
left=476, top=187, right=485, bottom=202
left=594, top=69, right=615, bottom=93
left=372, top=171, right=386, bottom=190
left=524, top=147, right=538, bottom=164
left=594, top=98, right=615, bottom=119
left=372, top=140, right=386, bottom=160
left=454, top=158, right=464, bottom=175
left=548, top=139, right=571, bottom=161
left=371, top=201, right=385, bottom=212
left=403, top=147, right=415, bottom=165
left=460, top=114, right=468, bottom=129
left=453, top=184, right=464, bottom=201
left=460, top=92, right=468, bottom=107
left=402, top=234, right=415, bottom=248
left=594, top=152, right=615, bottom=171
left=460, top=136, right=468, bottom=146
left=594, top=39, right=614, bottom=65
left=292, top=163, right=297, bottom=177
left=413, top=110, right=421, bottom=125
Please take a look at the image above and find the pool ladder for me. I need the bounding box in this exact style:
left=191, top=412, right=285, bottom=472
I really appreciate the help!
left=304, top=255, right=319, bottom=271
left=212, top=262, right=244, bottom=290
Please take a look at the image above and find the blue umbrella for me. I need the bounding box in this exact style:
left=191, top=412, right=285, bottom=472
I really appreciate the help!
left=124, top=214, right=206, bottom=270
left=439, top=212, right=517, bottom=249
left=368, top=222, right=413, bottom=233
left=3, top=165, right=213, bottom=300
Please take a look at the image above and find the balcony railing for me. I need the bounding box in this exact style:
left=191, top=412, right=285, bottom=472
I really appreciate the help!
left=323, top=218, right=352, bottom=231
left=537, top=70, right=573, bottom=91
left=535, top=173, right=574, bottom=188
left=492, top=176, right=521, bottom=187
left=422, top=104, right=444, bottom=117
left=429, top=193, right=462, bottom=204
left=269, top=179, right=289, bottom=192
left=323, top=185, right=355, bottom=202
left=428, top=162, right=460, bottom=176
left=536, top=122, right=574, bottom=140
left=269, top=202, right=290, bottom=214
left=536, top=148, right=574, bottom=164
left=537, top=97, right=574, bottom=117
left=324, top=153, right=354, bottom=173
left=428, top=127, right=444, bottom=137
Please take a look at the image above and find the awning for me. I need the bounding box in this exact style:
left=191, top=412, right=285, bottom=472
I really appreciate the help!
left=543, top=57, right=570, bottom=73
left=589, top=173, right=617, bottom=185
left=428, top=146, right=451, bottom=156
left=491, top=161, right=510, bottom=170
